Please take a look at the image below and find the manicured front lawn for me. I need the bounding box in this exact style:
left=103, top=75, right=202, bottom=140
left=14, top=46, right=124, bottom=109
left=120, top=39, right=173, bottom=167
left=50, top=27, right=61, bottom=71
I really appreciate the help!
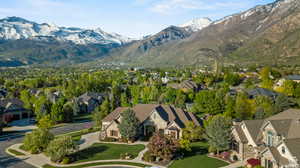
left=170, top=155, right=228, bottom=168
left=70, top=143, right=145, bottom=163
left=43, top=161, right=150, bottom=168
left=170, top=142, right=229, bottom=168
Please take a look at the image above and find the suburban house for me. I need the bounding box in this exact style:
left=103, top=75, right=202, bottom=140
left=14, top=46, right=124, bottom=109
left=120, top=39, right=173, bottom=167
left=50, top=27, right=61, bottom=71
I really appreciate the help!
left=0, top=98, right=29, bottom=123
left=47, top=91, right=62, bottom=103
left=247, top=87, right=279, bottom=100
left=75, top=92, right=105, bottom=114
left=276, top=75, right=300, bottom=87
left=231, top=109, right=300, bottom=168
left=100, top=104, right=200, bottom=140
left=168, top=80, right=201, bottom=92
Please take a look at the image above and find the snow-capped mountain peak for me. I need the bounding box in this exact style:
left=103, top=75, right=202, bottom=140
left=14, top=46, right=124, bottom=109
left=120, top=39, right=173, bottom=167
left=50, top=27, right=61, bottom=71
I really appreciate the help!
left=179, top=17, right=212, bottom=32
left=0, top=16, right=133, bottom=45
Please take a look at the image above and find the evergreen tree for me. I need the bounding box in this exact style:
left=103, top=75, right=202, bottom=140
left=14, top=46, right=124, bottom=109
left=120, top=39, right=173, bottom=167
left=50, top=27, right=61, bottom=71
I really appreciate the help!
left=118, top=109, right=139, bottom=141
left=205, top=115, right=231, bottom=154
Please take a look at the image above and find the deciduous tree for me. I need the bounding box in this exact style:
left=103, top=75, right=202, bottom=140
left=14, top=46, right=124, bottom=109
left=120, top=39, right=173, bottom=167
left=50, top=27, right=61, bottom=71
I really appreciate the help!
left=45, top=136, right=78, bottom=163
left=148, top=133, right=179, bottom=161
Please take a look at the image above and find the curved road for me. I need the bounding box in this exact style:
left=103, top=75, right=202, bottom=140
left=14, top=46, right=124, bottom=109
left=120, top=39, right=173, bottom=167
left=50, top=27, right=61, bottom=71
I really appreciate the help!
left=0, top=121, right=93, bottom=168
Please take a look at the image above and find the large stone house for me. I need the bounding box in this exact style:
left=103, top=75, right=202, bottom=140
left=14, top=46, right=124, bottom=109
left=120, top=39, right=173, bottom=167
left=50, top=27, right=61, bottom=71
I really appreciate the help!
left=101, top=104, right=200, bottom=140
left=231, top=109, right=300, bottom=168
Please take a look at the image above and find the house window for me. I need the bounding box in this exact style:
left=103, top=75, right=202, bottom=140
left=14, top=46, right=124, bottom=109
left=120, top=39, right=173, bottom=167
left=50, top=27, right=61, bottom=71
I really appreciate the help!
left=153, top=113, right=156, bottom=119
left=159, top=129, right=164, bottom=135
left=170, top=131, right=177, bottom=139
left=282, top=146, right=285, bottom=154
left=267, top=131, right=273, bottom=146
left=110, top=130, right=118, bottom=137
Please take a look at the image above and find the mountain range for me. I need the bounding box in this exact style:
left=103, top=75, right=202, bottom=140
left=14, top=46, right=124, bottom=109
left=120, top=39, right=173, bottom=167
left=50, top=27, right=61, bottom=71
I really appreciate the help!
left=1, top=0, right=300, bottom=67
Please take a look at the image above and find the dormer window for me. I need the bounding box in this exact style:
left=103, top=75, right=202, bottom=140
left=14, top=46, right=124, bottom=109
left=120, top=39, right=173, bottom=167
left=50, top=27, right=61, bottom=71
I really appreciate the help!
left=282, top=146, right=285, bottom=154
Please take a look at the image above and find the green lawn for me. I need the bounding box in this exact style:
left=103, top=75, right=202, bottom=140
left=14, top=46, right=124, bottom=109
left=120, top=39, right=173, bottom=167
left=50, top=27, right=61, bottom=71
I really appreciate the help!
left=8, top=149, right=26, bottom=156
left=170, top=142, right=229, bottom=168
left=70, top=143, right=145, bottom=163
left=56, top=127, right=100, bottom=142
left=73, top=114, right=92, bottom=122
left=43, top=161, right=150, bottom=168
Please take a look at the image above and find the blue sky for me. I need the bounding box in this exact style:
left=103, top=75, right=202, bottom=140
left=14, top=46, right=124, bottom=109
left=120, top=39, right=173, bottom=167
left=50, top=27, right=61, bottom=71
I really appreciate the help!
left=0, top=0, right=275, bottom=38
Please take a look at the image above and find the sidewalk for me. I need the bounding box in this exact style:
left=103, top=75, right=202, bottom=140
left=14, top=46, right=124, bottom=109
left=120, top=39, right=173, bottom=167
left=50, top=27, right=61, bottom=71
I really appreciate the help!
left=220, top=160, right=245, bottom=168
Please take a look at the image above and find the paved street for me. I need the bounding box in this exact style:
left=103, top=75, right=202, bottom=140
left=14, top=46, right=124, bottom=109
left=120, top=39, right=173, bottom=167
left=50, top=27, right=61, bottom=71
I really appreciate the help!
left=0, top=121, right=93, bottom=168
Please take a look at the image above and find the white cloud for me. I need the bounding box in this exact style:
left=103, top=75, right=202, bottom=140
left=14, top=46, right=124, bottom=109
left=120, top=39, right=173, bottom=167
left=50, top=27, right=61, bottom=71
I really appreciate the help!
left=149, top=0, right=253, bottom=15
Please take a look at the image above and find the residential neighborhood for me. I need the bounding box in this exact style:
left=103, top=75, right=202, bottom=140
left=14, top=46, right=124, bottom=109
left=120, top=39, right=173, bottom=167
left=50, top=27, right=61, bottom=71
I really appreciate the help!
left=0, top=65, right=299, bottom=168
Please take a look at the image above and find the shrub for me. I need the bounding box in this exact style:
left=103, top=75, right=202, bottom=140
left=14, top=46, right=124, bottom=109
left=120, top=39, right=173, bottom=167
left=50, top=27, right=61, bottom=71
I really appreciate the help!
left=45, top=136, right=79, bottom=163
left=103, top=137, right=118, bottom=142
left=142, top=151, right=156, bottom=162
left=23, top=128, right=54, bottom=154
left=120, top=153, right=133, bottom=160
left=61, top=157, right=71, bottom=164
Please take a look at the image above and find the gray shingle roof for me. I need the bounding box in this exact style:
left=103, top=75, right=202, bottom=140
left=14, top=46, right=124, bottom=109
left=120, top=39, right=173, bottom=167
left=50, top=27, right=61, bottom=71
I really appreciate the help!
left=247, top=87, right=279, bottom=98
left=285, top=75, right=300, bottom=81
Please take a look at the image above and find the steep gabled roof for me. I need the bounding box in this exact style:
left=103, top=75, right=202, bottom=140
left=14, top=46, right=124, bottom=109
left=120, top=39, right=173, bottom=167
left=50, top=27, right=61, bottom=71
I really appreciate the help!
left=234, top=125, right=248, bottom=143
left=102, top=107, right=128, bottom=122
left=266, top=109, right=300, bottom=139
left=243, top=120, right=264, bottom=144
left=284, top=138, right=300, bottom=161
left=268, top=147, right=290, bottom=166
left=102, top=104, right=200, bottom=128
